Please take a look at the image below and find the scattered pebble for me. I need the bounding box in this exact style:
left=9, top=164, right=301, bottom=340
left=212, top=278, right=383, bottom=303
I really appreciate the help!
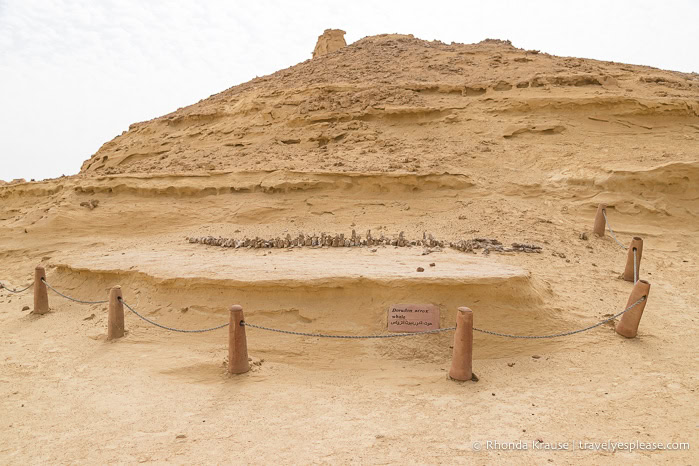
left=532, top=355, right=541, bottom=359
left=416, top=267, right=424, bottom=272
left=21, top=306, right=29, bottom=312
left=429, top=263, right=435, bottom=267
left=580, top=232, right=589, bottom=240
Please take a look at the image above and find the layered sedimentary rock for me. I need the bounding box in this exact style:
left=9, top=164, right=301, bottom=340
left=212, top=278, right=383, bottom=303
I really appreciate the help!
left=312, top=29, right=346, bottom=58
left=79, top=34, right=699, bottom=181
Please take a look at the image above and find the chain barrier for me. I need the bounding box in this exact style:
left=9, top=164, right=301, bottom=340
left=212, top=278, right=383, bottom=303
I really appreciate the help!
left=4, top=207, right=647, bottom=341
left=240, top=322, right=456, bottom=339
left=604, top=209, right=639, bottom=281
left=472, top=296, right=645, bottom=339
left=119, top=297, right=230, bottom=333
left=241, top=296, right=645, bottom=339
left=0, top=281, right=33, bottom=294
left=5, top=276, right=648, bottom=340
left=41, top=278, right=109, bottom=304
left=602, top=209, right=628, bottom=250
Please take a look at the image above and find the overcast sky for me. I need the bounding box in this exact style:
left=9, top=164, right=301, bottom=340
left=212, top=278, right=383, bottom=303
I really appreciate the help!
left=1, top=0, right=697, bottom=182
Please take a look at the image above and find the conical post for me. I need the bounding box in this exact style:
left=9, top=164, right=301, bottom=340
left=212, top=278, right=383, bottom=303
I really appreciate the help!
left=616, top=280, right=651, bottom=338
left=449, top=307, right=473, bottom=381
left=593, top=203, right=607, bottom=237
left=228, top=305, right=250, bottom=374
left=107, top=286, right=124, bottom=340
left=623, top=237, right=643, bottom=282
left=33, top=266, right=49, bottom=315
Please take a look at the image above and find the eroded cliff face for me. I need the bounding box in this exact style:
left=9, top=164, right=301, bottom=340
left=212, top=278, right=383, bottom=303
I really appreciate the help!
left=79, top=33, right=698, bottom=180
left=312, top=28, right=347, bottom=58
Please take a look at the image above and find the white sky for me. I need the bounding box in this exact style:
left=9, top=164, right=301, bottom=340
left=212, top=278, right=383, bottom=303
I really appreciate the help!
left=1, top=0, right=697, bottom=182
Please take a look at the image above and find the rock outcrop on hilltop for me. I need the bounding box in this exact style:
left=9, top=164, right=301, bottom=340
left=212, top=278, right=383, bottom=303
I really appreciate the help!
left=80, top=33, right=699, bottom=179
left=1, top=178, right=26, bottom=185
left=312, top=29, right=346, bottom=58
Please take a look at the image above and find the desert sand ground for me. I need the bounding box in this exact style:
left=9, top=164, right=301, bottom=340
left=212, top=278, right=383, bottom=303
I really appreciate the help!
left=1, top=33, right=698, bottom=464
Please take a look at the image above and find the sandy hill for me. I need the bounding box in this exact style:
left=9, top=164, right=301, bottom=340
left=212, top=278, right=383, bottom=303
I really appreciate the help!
left=1, top=33, right=698, bottom=463
left=81, top=33, right=698, bottom=179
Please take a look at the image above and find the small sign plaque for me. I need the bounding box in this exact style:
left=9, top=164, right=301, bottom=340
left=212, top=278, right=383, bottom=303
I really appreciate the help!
left=388, top=304, right=440, bottom=333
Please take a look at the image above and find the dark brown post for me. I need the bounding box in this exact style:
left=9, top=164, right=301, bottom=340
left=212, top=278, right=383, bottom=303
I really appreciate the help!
left=33, top=266, right=49, bottom=315
left=616, top=280, right=651, bottom=338
left=228, top=305, right=250, bottom=374
left=593, top=203, right=607, bottom=237
left=449, top=307, right=473, bottom=381
left=107, top=286, right=124, bottom=340
left=623, top=237, right=643, bottom=282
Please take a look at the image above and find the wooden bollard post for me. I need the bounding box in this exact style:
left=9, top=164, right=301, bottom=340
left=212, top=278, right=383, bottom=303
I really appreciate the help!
left=616, top=280, right=651, bottom=338
left=33, top=266, right=49, bottom=315
left=623, top=237, right=643, bottom=282
left=228, top=305, right=250, bottom=374
left=107, top=286, right=124, bottom=340
left=449, top=307, right=473, bottom=381
left=593, top=203, right=607, bottom=237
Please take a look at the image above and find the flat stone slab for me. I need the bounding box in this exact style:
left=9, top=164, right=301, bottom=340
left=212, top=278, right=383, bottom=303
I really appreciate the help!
left=55, top=246, right=528, bottom=285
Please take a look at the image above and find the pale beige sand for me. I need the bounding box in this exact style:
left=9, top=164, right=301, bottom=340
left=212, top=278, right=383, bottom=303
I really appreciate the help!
left=1, top=34, right=698, bottom=464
